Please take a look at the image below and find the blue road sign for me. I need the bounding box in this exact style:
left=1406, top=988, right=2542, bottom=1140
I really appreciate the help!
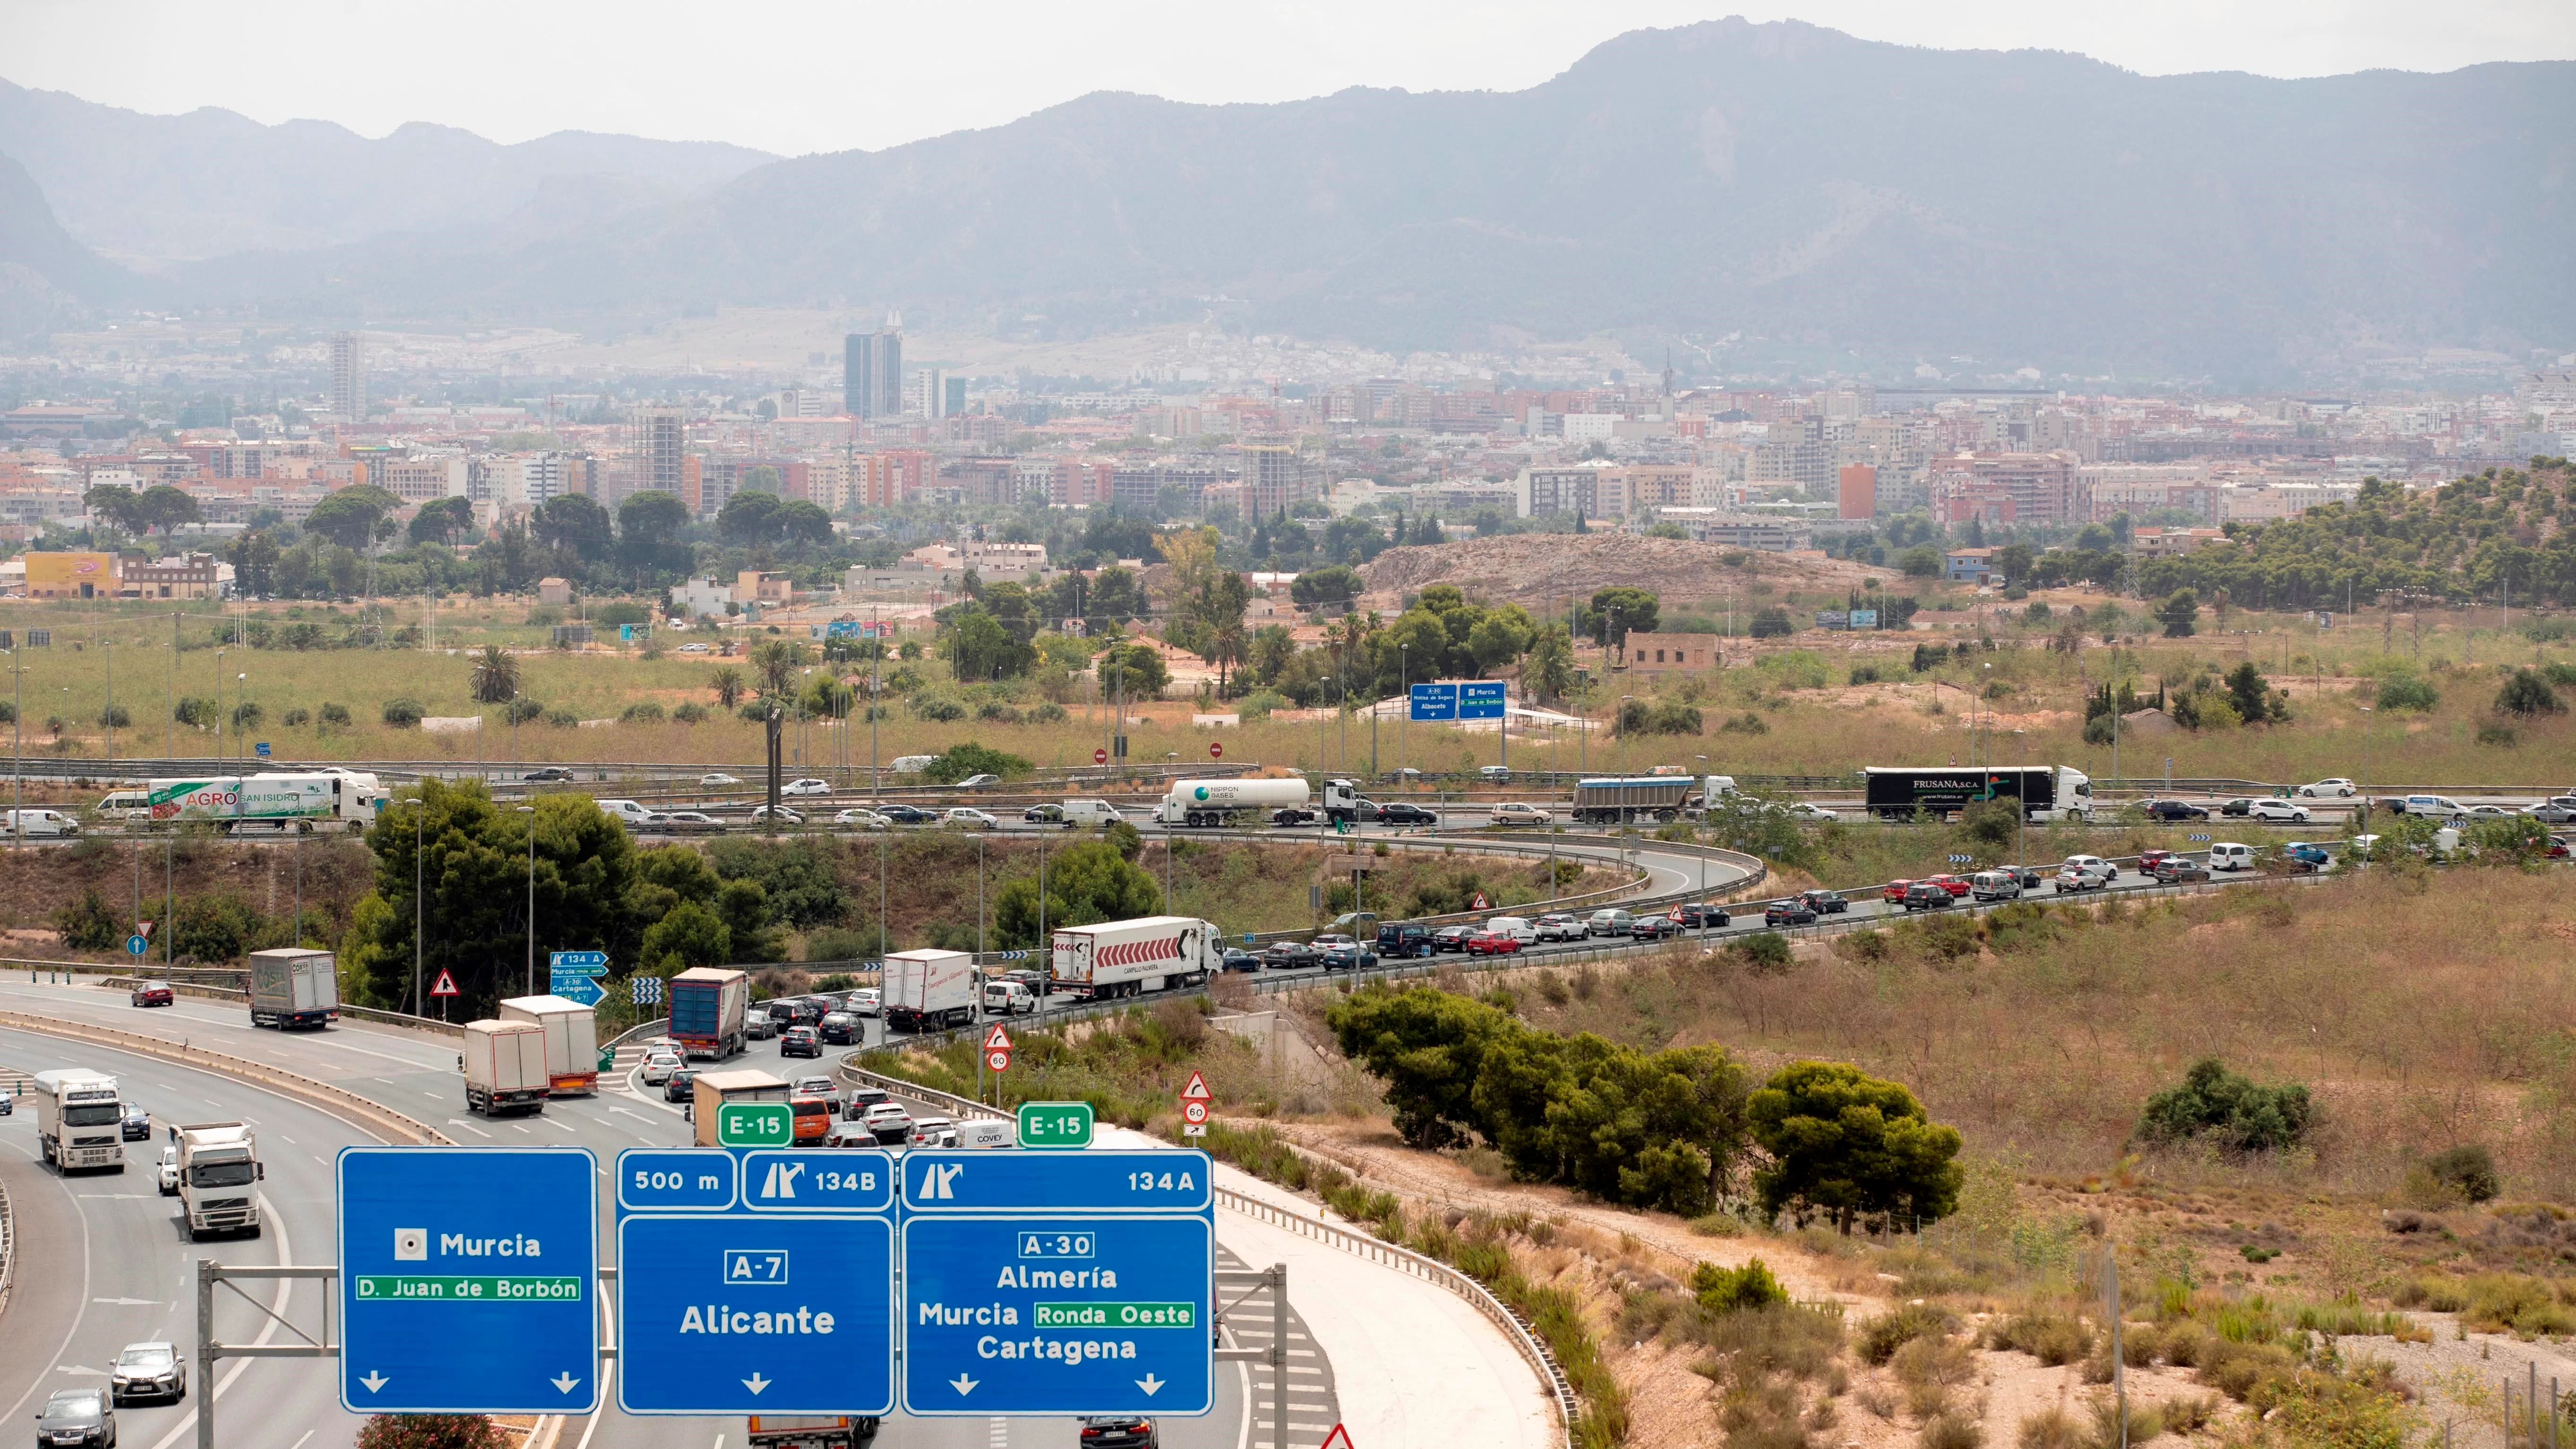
left=549, top=974, right=604, bottom=1007
left=1459, top=681, right=1506, bottom=720
left=254, top=741, right=271, bottom=758
left=549, top=950, right=608, bottom=976
left=633, top=975, right=663, bottom=1005
left=900, top=1149, right=1213, bottom=1417
left=1407, top=683, right=1457, bottom=721
left=338, top=1146, right=599, bottom=1414
left=125, top=935, right=148, bottom=957
left=615, top=1148, right=896, bottom=1416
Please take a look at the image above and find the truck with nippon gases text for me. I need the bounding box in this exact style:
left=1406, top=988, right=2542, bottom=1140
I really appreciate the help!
left=882, top=949, right=977, bottom=1033
left=32, top=1068, right=124, bottom=1172
left=460, top=1020, right=550, bottom=1116
left=1050, top=915, right=1220, bottom=1000
left=668, top=966, right=751, bottom=1061
left=247, top=947, right=338, bottom=1029
left=145, top=771, right=386, bottom=833
left=175, top=1122, right=263, bottom=1240
left=1862, top=766, right=2094, bottom=822
left=497, top=994, right=601, bottom=1095
left=1158, top=776, right=1319, bottom=827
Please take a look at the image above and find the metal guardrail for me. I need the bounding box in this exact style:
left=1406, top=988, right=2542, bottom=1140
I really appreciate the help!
left=0, top=1168, right=14, bottom=1312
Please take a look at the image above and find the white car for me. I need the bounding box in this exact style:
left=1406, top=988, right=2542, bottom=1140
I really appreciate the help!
left=747, top=805, right=804, bottom=824
left=700, top=772, right=743, bottom=788
left=2460, top=803, right=2516, bottom=819
left=640, top=1050, right=682, bottom=1085
left=943, top=807, right=999, bottom=830
left=2295, top=778, right=2357, bottom=798
left=678, top=643, right=713, bottom=654
left=833, top=808, right=891, bottom=828
left=909, top=1115, right=962, bottom=1149
left=953, top=773, right=1002, bottom=790
left=782, top=778, right=833, bottom=797
left=2246, top=800, right=2311, bottom=823
left=1784, top=802, right=1839, bottom=821
left=790, top=1075, right=841, bottom=1113
left=1489, top=801, right=1552, bottom=826
left=158, top=1146, right=179, bottom=1196
left=2051, top=863, right=2115, bottom=892
left=982, top=980, right=1038, bottom=1015
left=847, top=987, right=881, bottom=1017
left=1479, top=766, right=1512, bottom=781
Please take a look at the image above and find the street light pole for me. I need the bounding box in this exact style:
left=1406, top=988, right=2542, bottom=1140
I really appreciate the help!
left=519, top=804, right=537, bottom=996
left=2014, top=729, right=2028, bottom=869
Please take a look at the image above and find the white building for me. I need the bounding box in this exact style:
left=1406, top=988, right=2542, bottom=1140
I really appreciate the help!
left=668, top=578, right=730, bottom=618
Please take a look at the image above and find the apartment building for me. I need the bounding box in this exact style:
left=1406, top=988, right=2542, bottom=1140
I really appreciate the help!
left=1928, top=452, right=2079, bottom=526
left=1621, top=631, right=1723, bottom=677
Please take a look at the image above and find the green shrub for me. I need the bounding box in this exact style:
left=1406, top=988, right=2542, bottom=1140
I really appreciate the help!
left=620, top=702, right=666, bottom=724
left=2136, top=1058, right=2312, bottom=1154
left=544, top=708, right=580, bottom=728
left=279, top=706, right=311, bottom=727
left=53, top=889, right=124, bottom=951
left=229, top=701, right=264, bottom=729
left=382, top=697, right=424, bottom=728
left=672, top=702, right=709, bottom=724
left=2463, top=1274, right=2576, bottom=1335
left=2375, top=672, right=2439, bottom=712
left=1987, top=1313, right=2093, bottom=1366
left=1691, top=1258, right=1788, bottom=1314
left=1859, top=1303, right=1954, bottom=1365
left=502, top=697, right=545, bottom=724
left=925, top=741, right=1031, bottom=783
left=319, top=702, right=353, bottom=726
left=1735, top=932, right=1793, bottom=973
left=2422, top=1143, right=2501, bottom=1202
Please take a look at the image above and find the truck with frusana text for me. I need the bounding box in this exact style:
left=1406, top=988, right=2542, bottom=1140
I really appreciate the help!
left=146, top=771, right=387, bottom=833
left=1050, top=916, right=1220, bottom=1000
left=1862, top=765, right=2095, bottom=822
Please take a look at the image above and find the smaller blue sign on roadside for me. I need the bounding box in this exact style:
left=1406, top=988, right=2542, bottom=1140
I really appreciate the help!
left=549, top=951, right=608, bottom=976
left=1459, top=681, right=1506, bottom=720
left=126, top=935, right=148, bottom=957
left=1407, top=683, right=1458, bottom=721
left=255, top=741, right=271, bottom=758
left=549, top=973, right=604, bottom=1006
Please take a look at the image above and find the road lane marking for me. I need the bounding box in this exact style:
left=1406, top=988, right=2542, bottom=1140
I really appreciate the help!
left=142, top=1192, right=295, bottom=1449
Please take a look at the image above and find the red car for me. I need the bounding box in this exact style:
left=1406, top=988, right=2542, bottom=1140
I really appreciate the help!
left=1464, top=930, right=1521, bottom=956
left=1882, top=879, right=1915, bottom=903
left=1928, top=875, right=1973, bottom=897
left=129, top=980, right=174, bottom=1008
left=2137, top=849, right=2179, bottom=873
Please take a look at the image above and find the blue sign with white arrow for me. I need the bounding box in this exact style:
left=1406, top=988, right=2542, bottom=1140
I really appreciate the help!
left=548, top=972, right=604, bottom=1006
left=615, top=1147, right=897, bottom=1417
left=1459, top=681, right=1507, bottom=720
left=338, top=1146, right=598, bottom=1414
left=548, top=950, right=608, bottom=976
left=1407, top=682, right=1457, bottom=721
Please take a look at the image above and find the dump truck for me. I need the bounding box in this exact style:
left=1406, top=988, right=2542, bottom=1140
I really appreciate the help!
left=461, top=1020, right=550, bottom=1116
left=691, top=1068, right=790, bottom=1148
left=32, top=1068, right=124, bottom=1172
left=498, top=994, right=600, bottom=1095
left=883, top=949, right=976, bottom=1033
left=1570, top=776, right=1697, bottom=823
left=668, top=966, right=750, bottom=1061
left=247, top=947, right=338, bottom=1030
left=175, top=1122, right=262, bottom=1240
left=1049, top=916, right=1220, bottom=1000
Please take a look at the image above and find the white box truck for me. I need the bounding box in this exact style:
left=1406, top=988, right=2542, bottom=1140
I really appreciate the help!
left=883, top=949, right=977, bottom=1033
left=175, top=1121, right=262, bottom=1240
left=248, top=947, right=339, bottom=1030
left=498, top=995, right=601, bottom=1096
left=32, top=1068, right=124, bottom=1172
left=1159, top=777, right=1313, bottom=828
left=461, top=1020, right=550, bottom=1116
left=1050, top=916, right=1220, bottom=1000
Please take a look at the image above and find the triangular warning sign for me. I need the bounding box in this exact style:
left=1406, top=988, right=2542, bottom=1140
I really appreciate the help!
left=429, top=969, right=460, bottom=998
left=983, top=1023, right=1013, bottom=1052
left=1318, top=1425, right=1354, bottom=1449
left=1179, top=1070, right=1211, bottom=1103
left=1471, top=892, right=1489, bottom=910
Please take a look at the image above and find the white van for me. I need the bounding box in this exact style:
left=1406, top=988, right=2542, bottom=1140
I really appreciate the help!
left=1969, top=870, right=2023, bottom=902
left=890, top=755, right=936, bottom=774
left=96, top=790, right=152, bottom=821
left=1480, top=916, right=1538, bottom=945
left=595, top=799, right=657, bottom=828
left=2208, top=842, right=2256, bottom=871
left=2, top=808, right=78, bottom=838
left=1061, top=799, right=1123, bottom=826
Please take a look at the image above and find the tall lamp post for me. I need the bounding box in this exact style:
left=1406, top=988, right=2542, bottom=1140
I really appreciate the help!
left=516, top=804, right=536, bottom=996
left=3, top=648, right=19, bottom=846
left=2355, top=704, right=2373, bottom=866
left=2013, top=729, right=2028, bottom=870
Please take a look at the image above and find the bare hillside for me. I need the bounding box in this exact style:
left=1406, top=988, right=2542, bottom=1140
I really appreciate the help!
left=1361, top=533, right=1866, bottom=610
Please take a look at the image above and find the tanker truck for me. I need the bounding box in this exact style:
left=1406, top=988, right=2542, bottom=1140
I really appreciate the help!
left=1159, top=776, right=1347, bottom=828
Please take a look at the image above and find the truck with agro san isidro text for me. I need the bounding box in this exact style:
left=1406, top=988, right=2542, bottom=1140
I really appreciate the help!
left=667, top=966, right=750, bottom=1061
left=175, top=1121, right=263, bottom=1240
left=32, top=1068, right=124, bottom=1172
left=146, top=771, right=386, bottom=834
left=498, top=994, right=600, bottom=1095
left=248, top=947, right=338, bottom=1029
left=1050, top=916, right=1221, bottom=1000
left=1863, top=765, right=2094, bottom=822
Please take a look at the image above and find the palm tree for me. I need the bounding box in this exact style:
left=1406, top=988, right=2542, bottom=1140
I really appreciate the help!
left=749, top=639, right=806, bottom=698
left=468, top=644, right=519, bottom=705
left=710, top=666, right=746, bottom=709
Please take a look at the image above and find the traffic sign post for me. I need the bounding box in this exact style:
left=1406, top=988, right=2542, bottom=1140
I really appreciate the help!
left=550, top=974, right=605, bottom=1006
left=1017, top=1100, right=1095, bottom=1149
left=632, top=974, right=664, bottom=1006
left=616, top=1147, right=896, bottom=1416
left=429, top=970, right=459, bottom=999
left=1095, top=747, right=1109, bottom=765
left=126, top=934, right=148, bottom=957
left=1209, top=740, right=1222, bottom=759
left=1406, top=683, right=1458, bottom=722
left=899, top=1149, right=1214, bottom=1416
left=1180, top=1070, right=1212, bottom=1139
left=1458, top=681, right=1506, bottom=720
left=338, top=1146, right=599, bottom=1413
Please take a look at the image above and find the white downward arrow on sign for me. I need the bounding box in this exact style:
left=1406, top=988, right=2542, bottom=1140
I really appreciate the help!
left=949, top=1373, right=979, bottom=1396
left=742, top=1372, right=771, bottom=1395
left=1136, top=1373, right=1165, bottom=1396
left=552, top=1372, right=581, bottom=1394
left=360, top=1372, right=389, bottom=1392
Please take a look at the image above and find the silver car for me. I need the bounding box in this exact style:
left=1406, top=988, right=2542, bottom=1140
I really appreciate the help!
left=111, top=1342, right=187, bottom=1406
left=1585, top=909, right=1636, bottom=937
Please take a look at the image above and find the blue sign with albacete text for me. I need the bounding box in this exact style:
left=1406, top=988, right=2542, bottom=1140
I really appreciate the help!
left=899, top=1149, right=1212, bottom=1417
left=338, top=1147, right=599, bottom=1414
left=1408, top=683, right=1457, bottom=721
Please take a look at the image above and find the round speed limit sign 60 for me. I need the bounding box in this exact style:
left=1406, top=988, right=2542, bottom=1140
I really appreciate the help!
left=1181, top=1100, right=1210, bottom=1125
left=986, top=1049, right=1012, bottom=1072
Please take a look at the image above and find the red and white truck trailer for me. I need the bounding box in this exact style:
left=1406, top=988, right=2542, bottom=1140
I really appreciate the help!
left=1048, top=915, right=1221, bottom=1000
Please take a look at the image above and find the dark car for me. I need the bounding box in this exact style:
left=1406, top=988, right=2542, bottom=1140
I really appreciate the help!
left=1318, top=941, right=1378, bottom=971
left=1374, top=801, right=1439, bottom=825
left=663, top=1068, right=698, bottom=1103
left=121, top=1106, right=152, bottom=1141
left=1797, top=889, right=1849, bottom=915
left=1376, top=922, right=1435, bottom=959
left=523, top=766, right=576, bottom=783
left=998, top=969, right=1051, bottom=998
left=2218, top=797, right=2255, bottom=816
left=1762, top=899, right=1819, bottom=927
left=1080, top=1415, right=1159, bottom=1449
left=2140, top=799, right=2210, bottom=821
left=129, top=980, right=173, bottom=1008
left=1675, top=902, right=1732, bottom=929
left=1630, top=915, right=1685, bottom=942
left=2153, top=858, right=2213, bottom=883
left=1430, top=925, right=1478, bottom=953
left=1899, top=881, right=1954, bottom=913
left=818, top=1011, right=860, bottom=1045
left=879, top=803, right=938, bottom=824
left=779, top=1026, right=821, bottom=1059
left=1257, top=941, right=1318, bottom=970
left=1023, top=804, right=1068, bottom=825
left=1219, top=947, right=1260, bottom=973
left=35, top=1390, right=112, bottom=1447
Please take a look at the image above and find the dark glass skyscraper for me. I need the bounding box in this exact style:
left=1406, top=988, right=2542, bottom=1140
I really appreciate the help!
left=843, top=326, right=902, bottom=418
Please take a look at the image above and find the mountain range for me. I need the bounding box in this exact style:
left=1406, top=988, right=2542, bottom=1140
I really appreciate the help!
left=5, top=19, right=2574, bottom=379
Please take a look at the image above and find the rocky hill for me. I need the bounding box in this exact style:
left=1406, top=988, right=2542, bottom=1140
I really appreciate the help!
left=1360, top=533, right=1865, bottom=612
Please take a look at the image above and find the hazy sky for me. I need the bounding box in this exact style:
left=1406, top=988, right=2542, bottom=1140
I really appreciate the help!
left=4, top=0, right=2570, bottom=156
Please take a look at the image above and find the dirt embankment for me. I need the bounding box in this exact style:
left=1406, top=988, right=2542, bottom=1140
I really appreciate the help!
left=1362, top=535, right=1874, bottom=611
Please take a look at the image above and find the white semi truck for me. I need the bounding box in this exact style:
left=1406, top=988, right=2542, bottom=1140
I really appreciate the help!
left=1158, top=777, right=1334, bottom=828
left=498, top=994, right=601, bottom=1096
left=883, top=949, right=977, bottom=1033
left=175, top=1122, right=263, bottom=1240
left=145, top=771, right=386, bottom=833
left=32, top=1068, right=125, bottom=1172
left=1049, top=916, right=1221, bottom=1000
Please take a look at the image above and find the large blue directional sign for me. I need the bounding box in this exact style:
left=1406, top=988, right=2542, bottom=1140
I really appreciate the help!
left=549, top=950, right=608, bottom=976
left=616, top=1148, right=896, bottom=1417
left=900, top=1149, right=1213, bottom=1418
left=549, top=973, right=604, bottom=1006
left=1459, top=681, right=1507, bottom=720
left=339, top=1147, right=599, bottom=1414
left=1408, top=682, right=1458, bottom=721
